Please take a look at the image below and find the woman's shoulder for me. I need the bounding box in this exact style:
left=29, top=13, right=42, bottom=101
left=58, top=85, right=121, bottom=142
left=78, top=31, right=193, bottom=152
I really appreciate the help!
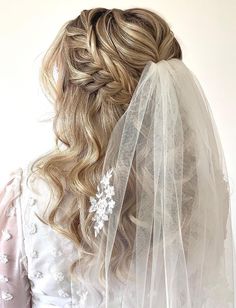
left=1, top=160, right=36, bottom=198
left=0, top=159, right=49, bottom=215
left=0, top=167, right=23, bottom=217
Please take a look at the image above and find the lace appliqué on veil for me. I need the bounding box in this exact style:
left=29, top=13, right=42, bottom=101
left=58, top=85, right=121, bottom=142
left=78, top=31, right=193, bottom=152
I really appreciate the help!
left=89, top=168, right=116, bottom=237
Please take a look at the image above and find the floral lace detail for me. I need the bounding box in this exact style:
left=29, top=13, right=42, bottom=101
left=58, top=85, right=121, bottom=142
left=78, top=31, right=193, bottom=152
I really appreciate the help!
left=0, top=274, right=9, bottom=282
left=34, top=271, right=43, bottom=279
left=89, top=168, right=116, bottom=237
left=5, top=205, right=16, bottom=217
left=28, top=223, right=37, bottom=235
left=1, top=290, right=13, bottom=301
left=27, top=196, right=37, bottom=207
left=58, top=288, right=69, bottom=298
left=2, top=229, right=12, bottom=241
left=31, top=250, right=38, bottom=258
left=50, top=248, right=63, bottom=257
left=52, top=271, right=64, bottom=282
left=78, top=289, right=88, bottom=305
left=0, top=253, right=8, bottom=264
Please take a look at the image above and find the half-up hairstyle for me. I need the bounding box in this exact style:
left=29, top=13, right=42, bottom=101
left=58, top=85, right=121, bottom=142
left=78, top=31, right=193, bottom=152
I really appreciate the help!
left=27, top=7, right=182, bottom=288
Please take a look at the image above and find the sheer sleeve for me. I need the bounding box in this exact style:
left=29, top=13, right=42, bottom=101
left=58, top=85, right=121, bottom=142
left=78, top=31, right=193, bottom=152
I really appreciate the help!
left=0, top=168, right=31, bottom=307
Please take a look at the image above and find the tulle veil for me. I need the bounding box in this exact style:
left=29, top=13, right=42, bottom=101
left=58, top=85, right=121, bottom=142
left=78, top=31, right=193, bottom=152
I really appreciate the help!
left=86, top=58, right=235, bottom=307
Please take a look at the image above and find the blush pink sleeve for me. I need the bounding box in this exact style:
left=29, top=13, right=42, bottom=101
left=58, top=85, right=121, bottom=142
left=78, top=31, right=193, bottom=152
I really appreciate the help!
left=0, top=168, right=31, bottom=307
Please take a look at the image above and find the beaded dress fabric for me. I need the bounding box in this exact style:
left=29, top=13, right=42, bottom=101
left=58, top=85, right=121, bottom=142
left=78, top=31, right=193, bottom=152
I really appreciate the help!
left=0, top=163, right=90, bottom=308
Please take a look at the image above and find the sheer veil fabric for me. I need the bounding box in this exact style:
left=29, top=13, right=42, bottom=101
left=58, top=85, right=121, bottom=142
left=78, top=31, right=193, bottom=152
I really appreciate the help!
left=87, top=58, right=235, bottom=307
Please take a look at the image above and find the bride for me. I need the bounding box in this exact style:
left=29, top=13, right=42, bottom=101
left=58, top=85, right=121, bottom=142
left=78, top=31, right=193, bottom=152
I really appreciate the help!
left=0, top=7, right=235, bottom=308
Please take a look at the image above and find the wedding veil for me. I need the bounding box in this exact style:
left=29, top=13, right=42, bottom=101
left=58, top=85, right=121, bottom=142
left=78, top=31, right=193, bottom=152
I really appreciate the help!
left=88, top=58, right=235, bottom=307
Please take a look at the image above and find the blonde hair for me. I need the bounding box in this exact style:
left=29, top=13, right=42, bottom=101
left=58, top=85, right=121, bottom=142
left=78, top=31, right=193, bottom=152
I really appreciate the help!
left=28, top=7, right=182, bottom=287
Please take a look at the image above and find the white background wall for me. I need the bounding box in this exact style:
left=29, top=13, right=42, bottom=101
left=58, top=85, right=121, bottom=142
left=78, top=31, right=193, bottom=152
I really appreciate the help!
left=0, top=0, right=235, bottom=237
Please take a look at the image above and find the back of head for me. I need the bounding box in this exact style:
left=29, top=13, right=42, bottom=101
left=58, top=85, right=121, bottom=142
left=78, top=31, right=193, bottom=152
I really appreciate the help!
left=28, top=7, right=182, bottom=287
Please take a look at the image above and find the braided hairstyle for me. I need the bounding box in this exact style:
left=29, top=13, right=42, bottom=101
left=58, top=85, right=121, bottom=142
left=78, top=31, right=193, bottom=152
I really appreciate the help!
left=28, top=7, right=182, bottom=287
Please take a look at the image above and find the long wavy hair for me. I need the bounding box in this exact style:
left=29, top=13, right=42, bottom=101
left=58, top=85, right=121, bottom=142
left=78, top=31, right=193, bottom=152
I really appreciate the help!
left=27, top=7, right=182, bottom=287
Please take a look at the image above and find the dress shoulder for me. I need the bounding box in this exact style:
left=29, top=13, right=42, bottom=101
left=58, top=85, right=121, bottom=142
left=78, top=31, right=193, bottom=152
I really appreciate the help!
left=0, top=168, right=23, bottom=217
left=0, top=167, right=31, bottom=307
